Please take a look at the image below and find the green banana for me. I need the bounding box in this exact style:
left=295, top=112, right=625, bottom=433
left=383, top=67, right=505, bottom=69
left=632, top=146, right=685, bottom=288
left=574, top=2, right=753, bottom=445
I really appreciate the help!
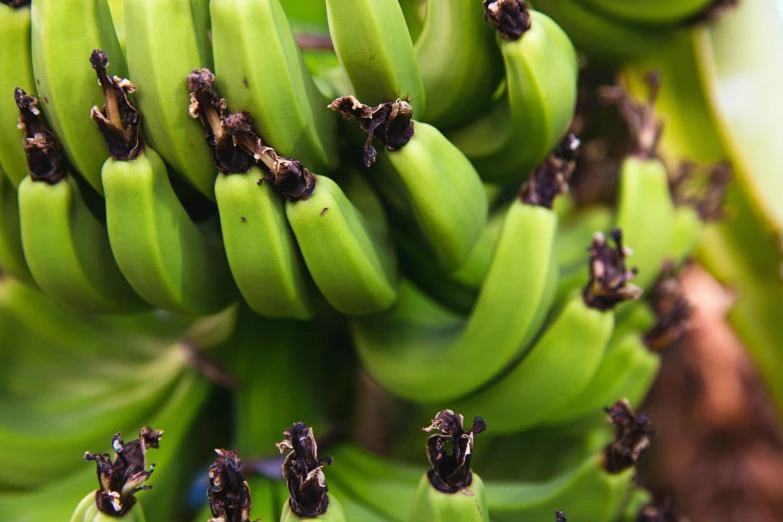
left=540, top=333, right=660, bottom=427
left=583, top=0, right=712, bottom=25
left=0, top=171, right=34, bottom=284
left=14, top=89, right=146, bottom=312
left=449, top=230, right=643, bottom=434
left=532, top=0, right=675, bottom=63
left=31, top=0, right=127, bottom=194
left=487, top=401, right=655, bottom=522
left=447, top=4, right=578, bottom=184
left=91, top=51, right=237, bottom=314
left=187, top=72, right=318, bottom=319
left=407, top=411, right=489, bottom=522
left=123, top=0, right=218, bottom=199
left=610, top=75, right=677, bottom=290
left=71, top=428, right=161, bottom=521
left=210, top=0, right=338, bottom=173
left=352, top=145, right=577, bottom=402
left=414, top=0, right=503, bottom=128
left=399, top=0, right=426, bottom=43
left=277, top=423, right=347, bottom=521
left=0, top=0, right=36, bottom=188
left=326, top=0, right=425, bottom=114
left=330, top=96, right=487, bottom=272
left=107, top=0, right=125, bottom=55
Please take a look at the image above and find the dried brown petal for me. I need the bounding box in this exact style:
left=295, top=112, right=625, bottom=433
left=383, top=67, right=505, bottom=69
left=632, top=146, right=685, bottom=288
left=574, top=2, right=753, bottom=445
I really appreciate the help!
left=603, top=400, right=656, bottom=473
left=483, top=0, right=532, bottom=40
left=83, top=427, right=162, bottom=516
left=644, top=262, right=692, bottom=351
left=583, top=229, right=643, bottom=310
left=14, top=88, right=64, bottom=183
left=207, top=449, right=257, bottom=522
left=328, top=96, right=414, bottom=167
left=89, top=49, right=142, bottom=161
left=556, top=510, right=567, bottom=522
left=423, top=410, right=487, bottom=493
left=0, top=0, right=30, bottom=7
left=276, top=423, right=333, bottom=518
left=520, top=134, right=579, bottom=208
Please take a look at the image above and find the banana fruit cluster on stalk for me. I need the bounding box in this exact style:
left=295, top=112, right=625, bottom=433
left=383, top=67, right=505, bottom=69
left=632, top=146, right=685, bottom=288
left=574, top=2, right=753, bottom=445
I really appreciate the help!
left=0, top=0, right=735, bottom=520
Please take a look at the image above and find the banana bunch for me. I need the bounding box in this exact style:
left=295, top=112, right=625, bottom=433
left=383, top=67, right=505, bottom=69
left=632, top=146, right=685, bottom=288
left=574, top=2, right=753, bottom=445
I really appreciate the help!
left=0, top=0, right=746, bottom=520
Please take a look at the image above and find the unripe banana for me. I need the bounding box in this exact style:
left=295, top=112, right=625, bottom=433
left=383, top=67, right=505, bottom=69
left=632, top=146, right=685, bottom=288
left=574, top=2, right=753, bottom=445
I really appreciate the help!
left=277, top=423, right=347, bottom=521
left=447, top=3, right=578, bottom=183
left=353, top=141, right=578, bottom=402
left=450, top=230, right=643, bottom=434
left=91, top=51, right=237, bottom=314
left=0, top=0, right=36, bottom=188
left=187, top=72, right=318, bottom=319
left=31, top=0, right=127, bottom=194
left=210, top=0, right=338, bottom=172
left=414, top=0, right=503, bottom=128
left=14, top=89, right=146, bottom=312
left=124, top=0, right=218, bottom=199
left=326, top=0, right=425, bottom=114
left=72, top=427, right=162, bottom=521
left=0, top=170, right=34, bottom=284
left=610, top=75, right=676, bottom=290
left=330, top=96, right=487, bottom=273
left=407, top=411, right=489, bottom=522
left=583, top=0, right=712, bottom=25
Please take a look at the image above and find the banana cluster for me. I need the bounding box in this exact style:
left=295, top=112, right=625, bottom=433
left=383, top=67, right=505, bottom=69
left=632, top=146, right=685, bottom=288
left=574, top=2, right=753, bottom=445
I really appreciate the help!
left=0, top=0, right=730, bottom=520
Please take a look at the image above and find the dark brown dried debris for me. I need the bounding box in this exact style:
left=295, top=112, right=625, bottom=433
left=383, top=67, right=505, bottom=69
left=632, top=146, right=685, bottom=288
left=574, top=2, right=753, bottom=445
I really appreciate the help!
left=90, top=49, right=142, bottom=161
left=83, top=427, right=163, bottom=516
left=583, top=229, right=643, bottom=311
left=599, top=72, right=663, bottom=160
left=14, top=88, right=65, bottom=183
left=644, top=262, right=692, bottom=351
left=670, top=161, right=732, bottom=222
left=0, top=0, right=30, bottom=7
left=603, top=400, right=656, bottom=473
left=276, top=423, right=334, bottom=518
left=187, top=68, right=255, bottom=175
left=556, top=510, right=567, bottom=522
left=207, top=449, right=258, bottom=522
left=328, top=96, right=414, bottom=167
left=520, top=134, right=579, bottom=208
left=483, top=0, right=532, bottom=41
left=423, top=410, right=487, bottom=494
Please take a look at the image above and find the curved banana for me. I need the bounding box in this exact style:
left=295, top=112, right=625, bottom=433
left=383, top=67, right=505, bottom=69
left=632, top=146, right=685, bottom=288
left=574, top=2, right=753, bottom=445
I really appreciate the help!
left=14, top=89, right=146, bottom=312
left=331, top=96, right=487, bottom=271
left=278, top=423, right=347, bottom=522
left=414, top=0, right=503, bottom=128
left=532, top=0, right=673, bottom=63
left=0, top=171, right=34, bottom=284
left=611, top=76, right=677, bottom=290
left=71, top=428, right=160, bottom=521
left=187, top=73, right=318, bottom=319
left=124, top=0, right=218, bottom=199
left=326, top=0, right=425, bottom=114
left=210, top=0, right=338, bottom=173
left=668, top=205, right=704, bottom=263
left=352, top=147, right=578, bottom=402
left=286, top=171, right=399, bottom=315
left=31, top=0, right=127, bottom=194
left=450, top=230, right=643, bottom=434
left=487, top=401, right=655, bottom=522
left=90, top=52, right=237, bottom=314
left=447, top=4, right=578, bottom=184
left=0, top=0, right=36, bottom=188
left=583, top=0, right=712, bottom=26
left=407, top=411, right=489, bottom=522
left=541, top=333, right=660, bottom=426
